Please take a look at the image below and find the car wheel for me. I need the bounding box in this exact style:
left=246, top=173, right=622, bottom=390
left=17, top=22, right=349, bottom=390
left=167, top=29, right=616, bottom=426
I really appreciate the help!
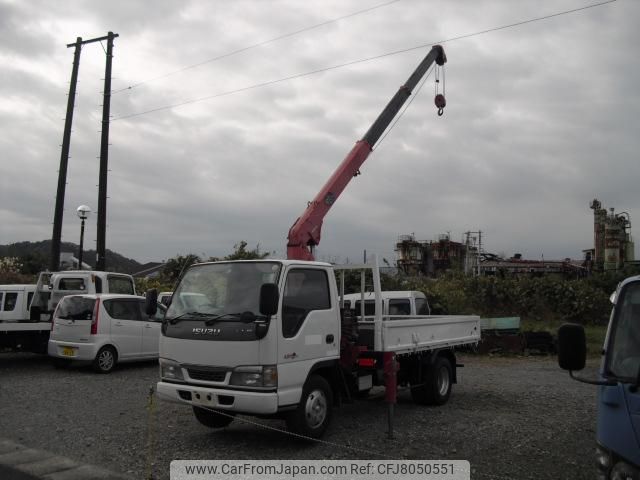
left=286, top=375, right=333, bottom=439
left=93, top=346, right=117, bottom=373
left=411, top=356, right=452, bottom=406
left=192, top=406, right=235, bottom=428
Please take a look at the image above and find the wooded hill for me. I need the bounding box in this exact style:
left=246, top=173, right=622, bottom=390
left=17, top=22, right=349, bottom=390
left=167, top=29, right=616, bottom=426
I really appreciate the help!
left=0, top=240, right=144, bottom=274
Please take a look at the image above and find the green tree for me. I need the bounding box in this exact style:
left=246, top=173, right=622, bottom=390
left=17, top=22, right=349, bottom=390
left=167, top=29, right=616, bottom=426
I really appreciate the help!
left=161, top=254, right=202, bottom=284
left=212, top=241, right=271, bottom=261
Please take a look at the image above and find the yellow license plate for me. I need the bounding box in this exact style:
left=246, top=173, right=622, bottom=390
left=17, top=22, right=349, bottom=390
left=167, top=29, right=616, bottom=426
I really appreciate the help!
left=61, top=347, right=75, bottom=357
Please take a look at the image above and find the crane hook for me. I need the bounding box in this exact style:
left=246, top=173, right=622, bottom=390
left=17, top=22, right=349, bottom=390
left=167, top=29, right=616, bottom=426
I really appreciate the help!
left=435, top=94, right=446, bottom=116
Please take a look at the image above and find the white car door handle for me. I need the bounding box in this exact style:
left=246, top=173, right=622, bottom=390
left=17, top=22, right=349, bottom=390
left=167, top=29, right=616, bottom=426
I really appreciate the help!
left=144, top=324, right=153, bottom=328
left=114, top=322, right=123, bottom=326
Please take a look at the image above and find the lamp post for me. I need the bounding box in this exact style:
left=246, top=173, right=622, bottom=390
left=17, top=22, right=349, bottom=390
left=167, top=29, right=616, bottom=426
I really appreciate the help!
left=76, top=205, right=91, bottom=270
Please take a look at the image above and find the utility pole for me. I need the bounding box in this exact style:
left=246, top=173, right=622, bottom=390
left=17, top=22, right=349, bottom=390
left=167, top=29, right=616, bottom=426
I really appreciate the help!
left=50, top=33, right=118, bottom=272
left=50, top=37, right=82, bottom=271
left=96, top=31, right=118, bottom=271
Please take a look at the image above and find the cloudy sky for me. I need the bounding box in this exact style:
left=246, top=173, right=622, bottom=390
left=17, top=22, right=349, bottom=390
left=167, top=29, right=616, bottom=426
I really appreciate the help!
left=1, top=0, right=637, bottom=265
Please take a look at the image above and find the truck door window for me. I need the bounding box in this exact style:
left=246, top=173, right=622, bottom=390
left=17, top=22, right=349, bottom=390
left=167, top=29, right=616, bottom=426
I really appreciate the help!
left=107, top=276, right=135, bottom=295
left=3, top=293, right=17, bottom=311
left=0, top=293, right=3, bottom=309
left=607, top=282, right=640, bottom=380
left=415, top=297, right=431, bottom=315
left=282, top=269, right=331, bottom=338
left=59, top=278, right=86, bottom=290
left=27, top=292, right=34, bottom=309
left=389, top=299, right=411, bottom=316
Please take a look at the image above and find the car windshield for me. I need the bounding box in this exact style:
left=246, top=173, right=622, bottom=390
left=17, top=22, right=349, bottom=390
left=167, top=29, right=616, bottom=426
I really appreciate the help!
left=165, top=261, right=282, bottom=320
left=607, top=281, right=640, bottom=381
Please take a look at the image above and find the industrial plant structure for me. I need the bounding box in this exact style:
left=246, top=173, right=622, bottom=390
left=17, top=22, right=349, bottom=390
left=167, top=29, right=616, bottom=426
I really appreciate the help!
left=586, top=198, right=635, bottom=271
left=395, top=232, right=480, bottom=277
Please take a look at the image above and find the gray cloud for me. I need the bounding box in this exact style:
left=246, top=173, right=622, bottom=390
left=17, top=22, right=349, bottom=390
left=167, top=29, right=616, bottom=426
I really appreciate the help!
left=1, top=0, right=638, bottom=265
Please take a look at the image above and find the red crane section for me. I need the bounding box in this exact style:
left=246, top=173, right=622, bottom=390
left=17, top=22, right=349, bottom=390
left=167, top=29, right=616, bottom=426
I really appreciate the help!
left=287, top=45, right=447, bottom=261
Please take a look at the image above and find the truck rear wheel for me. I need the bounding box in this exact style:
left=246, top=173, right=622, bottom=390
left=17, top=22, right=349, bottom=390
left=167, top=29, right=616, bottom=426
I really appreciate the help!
left=192, top=406, right=235, bottom=428
left=411, top=356, right=452, bottom=406
left=286, top=375, right=333, bottom=439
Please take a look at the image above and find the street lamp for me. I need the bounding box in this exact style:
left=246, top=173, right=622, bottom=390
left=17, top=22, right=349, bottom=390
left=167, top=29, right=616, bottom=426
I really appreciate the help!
left=76, top=205, right=91, bottom=270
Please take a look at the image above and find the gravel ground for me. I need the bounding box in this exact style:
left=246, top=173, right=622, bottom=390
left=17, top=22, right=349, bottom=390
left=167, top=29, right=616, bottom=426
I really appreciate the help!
left=0, top=352, right=599, bottom=480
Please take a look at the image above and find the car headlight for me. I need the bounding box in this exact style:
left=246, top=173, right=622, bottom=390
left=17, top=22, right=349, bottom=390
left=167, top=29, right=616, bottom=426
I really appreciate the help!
left=230, top=365, right=277, bottom=388
left=160, top=358, right=185, bottom=382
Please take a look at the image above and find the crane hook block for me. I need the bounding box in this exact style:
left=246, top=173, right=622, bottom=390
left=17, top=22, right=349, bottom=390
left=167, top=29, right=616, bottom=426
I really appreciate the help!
left=435, top=94, right=446, bottom=116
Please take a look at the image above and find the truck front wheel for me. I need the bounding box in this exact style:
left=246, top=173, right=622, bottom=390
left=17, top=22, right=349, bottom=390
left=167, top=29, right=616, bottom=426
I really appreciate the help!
left=286, top=375, right=333, bottom=439
left=192, top=406, right=235, bottom=428
left=411, top=356, right=452, bottom=406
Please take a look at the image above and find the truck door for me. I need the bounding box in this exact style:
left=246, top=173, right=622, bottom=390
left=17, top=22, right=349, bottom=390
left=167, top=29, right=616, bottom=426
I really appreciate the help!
left=138, top=299, right=162, bottom=357
left=277, top=267, right=339, bottom=406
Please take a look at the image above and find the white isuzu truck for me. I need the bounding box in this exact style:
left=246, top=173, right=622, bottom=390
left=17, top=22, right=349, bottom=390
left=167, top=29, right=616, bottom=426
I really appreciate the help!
left=149, top=258, right=479, bottom=438
left=149, top=44, right=467, bottom=437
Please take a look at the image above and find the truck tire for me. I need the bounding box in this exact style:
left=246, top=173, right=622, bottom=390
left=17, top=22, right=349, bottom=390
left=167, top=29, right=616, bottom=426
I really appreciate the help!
left=286, top=375, right=333, bottom=439
left=92, top=346, right=117, bottom=373
left=411, top=356, right=452, bottom=406
left=192, top=406, right=235, bottom=428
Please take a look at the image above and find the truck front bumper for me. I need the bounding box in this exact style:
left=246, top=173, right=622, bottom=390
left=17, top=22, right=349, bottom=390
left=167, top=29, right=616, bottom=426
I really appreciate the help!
left=157, top=381, right=280, bottom=415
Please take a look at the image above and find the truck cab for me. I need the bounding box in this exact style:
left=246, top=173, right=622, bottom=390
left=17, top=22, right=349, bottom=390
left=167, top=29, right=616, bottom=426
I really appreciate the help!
left=559, top=275, right=640, bottom=478
left=0, top=284, right=36, bottom=322
left=30, top=270, right=136, bottom=320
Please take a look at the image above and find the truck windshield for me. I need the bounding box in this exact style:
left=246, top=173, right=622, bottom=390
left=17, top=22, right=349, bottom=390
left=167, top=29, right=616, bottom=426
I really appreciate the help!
left=607, top=281, right=640, bottom=381
left=165, top=262, right=282, bottom=320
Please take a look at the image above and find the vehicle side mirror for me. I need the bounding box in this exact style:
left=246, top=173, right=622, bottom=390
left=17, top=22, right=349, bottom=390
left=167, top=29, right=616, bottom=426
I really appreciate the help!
left=558, top=323, right=586, bottom=371
left=259, top=283, right=279, bottom=316
left=146, top=289, right=158, bottom=316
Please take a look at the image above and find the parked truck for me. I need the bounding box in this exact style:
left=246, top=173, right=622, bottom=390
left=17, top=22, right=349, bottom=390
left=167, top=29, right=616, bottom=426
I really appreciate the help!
left=0, top=270, right=136, bottom=353
left=150, top=258, right=479, bottom=437
left=0, top=284, right=49, bottom=352
left=558, top=275, right=640, bottom=479
left=147, top=44, right=484, bottom=438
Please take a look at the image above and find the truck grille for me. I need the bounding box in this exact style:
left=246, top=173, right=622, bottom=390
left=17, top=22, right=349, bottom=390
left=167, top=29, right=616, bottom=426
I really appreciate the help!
left=186, top=366, right=228, bottom=382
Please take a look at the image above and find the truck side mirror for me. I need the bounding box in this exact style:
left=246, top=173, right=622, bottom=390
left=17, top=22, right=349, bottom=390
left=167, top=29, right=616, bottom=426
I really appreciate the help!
left=558, top=323, right=586, bottom=371
left=146, top=289, right=158, bottom=316
left=259, top=283, right=279, bottom=316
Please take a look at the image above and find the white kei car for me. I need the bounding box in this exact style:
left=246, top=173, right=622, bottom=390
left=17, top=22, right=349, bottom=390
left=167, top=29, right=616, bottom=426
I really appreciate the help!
left=48, top=294, right=166, bottom=373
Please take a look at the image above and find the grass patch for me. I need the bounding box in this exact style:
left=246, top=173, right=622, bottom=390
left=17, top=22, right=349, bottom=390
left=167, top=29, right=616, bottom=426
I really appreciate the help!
left=520, top=318, right=607, bottom=357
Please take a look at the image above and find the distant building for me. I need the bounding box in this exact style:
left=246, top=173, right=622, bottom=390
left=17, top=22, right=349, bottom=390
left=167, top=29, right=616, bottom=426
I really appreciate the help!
left=395, top=233, right=479, bottom=277
left=589, top=199, right=635, bottom=271
left=478, top=254, right=586, bottom=278
left=132, top=262, right=166, bottom=279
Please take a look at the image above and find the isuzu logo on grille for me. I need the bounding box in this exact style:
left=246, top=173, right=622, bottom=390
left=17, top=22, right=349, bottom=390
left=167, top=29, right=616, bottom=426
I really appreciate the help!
left=192, top=327, right=221, bottom=335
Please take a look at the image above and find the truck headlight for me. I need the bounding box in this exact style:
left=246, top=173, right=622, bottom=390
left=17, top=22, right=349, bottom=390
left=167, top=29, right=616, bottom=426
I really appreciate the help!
left=230, top=365, right=277, bottom=388
left=160, top=358, right=185, bottom=382
left=611, top=459, right=640, bottom=480
left=595, top=444, right=611, bottom=472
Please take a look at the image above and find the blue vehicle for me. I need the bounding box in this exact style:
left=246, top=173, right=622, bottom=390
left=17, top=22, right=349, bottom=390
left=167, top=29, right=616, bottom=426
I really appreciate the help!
left=558, top=275, right=640, bottom=479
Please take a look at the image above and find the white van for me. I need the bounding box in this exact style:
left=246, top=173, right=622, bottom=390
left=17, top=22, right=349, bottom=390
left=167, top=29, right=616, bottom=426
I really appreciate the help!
left=48, top=294, right=165, bottom=373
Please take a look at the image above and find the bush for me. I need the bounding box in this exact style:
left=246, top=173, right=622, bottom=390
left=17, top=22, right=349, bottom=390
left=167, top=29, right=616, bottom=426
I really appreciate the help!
left=388, top=272, right=616, bottom=325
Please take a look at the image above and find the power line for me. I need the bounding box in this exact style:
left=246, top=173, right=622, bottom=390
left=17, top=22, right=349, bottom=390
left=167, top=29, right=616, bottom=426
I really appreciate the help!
left=111, top=0, right=401, bottom=94
left=113, top=0, right=616, bottom=121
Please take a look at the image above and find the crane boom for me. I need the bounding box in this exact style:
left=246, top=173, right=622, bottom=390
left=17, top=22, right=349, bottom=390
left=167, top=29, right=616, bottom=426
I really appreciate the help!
left=287, top=45, right=447, bottom=261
